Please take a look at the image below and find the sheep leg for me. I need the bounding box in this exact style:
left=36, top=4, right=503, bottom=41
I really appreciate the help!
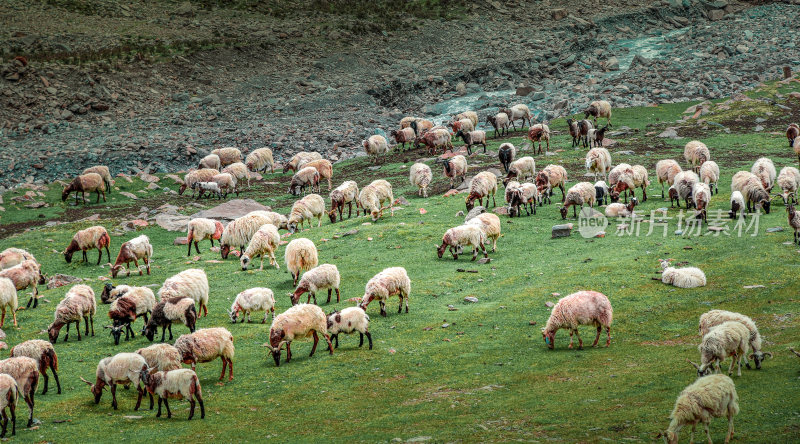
left=163, top=398, right=172, bottom=418
left=259, top=255, right=264, bottom=271
left=333, top=334, right=339, bottom=349
left=310, top=331, right=319, bottom=357
left=726, top=413, right=734, bottom=443
left=23, top=392, right=32, bottom=428
left=76, top=319, right=83, bottom=341
left=335, top=288, right=340, bottom=303
left=326, top=289, right=332, bottom=304
left=64, top=322, right=70, bottom=342
left=568, top=330, right=574, bottom=349
left=227, top=355, right=235, bottom=381
left=592, top=326, right=601, bottom=347
left=365, top=331, right=373, bottom=349
left=704, top=422, right=713, bottom=444
left=219, top=357, right=227, bottom=381
left=188, top=398, right=195, bottom=420
left=286, top=343, right=292, bottom=362
left=0, top=410, right=6, bottom=438
left=324, top=333, right=334, bottom=354
left=156, top=397, right=163, bottom=417
left=82, top=250, right=88, bottom=263
left=575, top=329, right=583, bottom=350
left=90, top=314, right=94, bottom=336
left=51, top=364, right=61, bottom=394
left=111, top=384, right=118, bottom=409
left=168, top=323, right=174, bottom=340
left=160, top=325, right=166, bottom=342
left=605, top=326, right=611, bottom=347
left=40, top=370, right=48, bottom=395
left=9, top=402, right=14, bottom=437
left=197, top=391, right=205, bottom=419
left=134, top=385, right=143, bottom=411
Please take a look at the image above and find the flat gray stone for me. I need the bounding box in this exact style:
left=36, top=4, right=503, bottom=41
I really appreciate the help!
left=190, top=199, right=271, bottom=221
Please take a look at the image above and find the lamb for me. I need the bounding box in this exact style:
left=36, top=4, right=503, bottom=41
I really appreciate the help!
left=358, top=180, right=394, bottom=221
left=9, top=340, right=59, bottom=395
left=0, top=260, right=44, bottom=309
left=267, top=303, right=333, bottom=367
left=328, top=180, right=360, bottom=222
left=107, top=286, right=156, bottom=345
left=541, top=290, right=612, bottom=349
left=0, top=373, right=18, bottom=437
left=486, top=112, right=510, bottom=137
left=777, top=166, right=800, bottom=204
left=604, top=197, right=638, bottom=218
left=584, top=100, right=612, bottom=127
left=408, top=163, right=432, bottom=198
left=285, top=238, right=318, bottom=286
left=502, top=156, right=535, bottom=185
left=287, top=166, right=321, bottom=196
left=362, top=134, right=390, bottom=163
left=139, top=368, right=204, bottom=420
left=465, top=171, right=498, bottom=211
left=788, top=203, right=800, bottom=245
left=535, top=164, right=568, bottom=204
left=408, top=118, right=435, bottom=136
left=656, top=159, right=683, bottom=198
left=222, top=162, right=251, bottom=190
left=787, top=123, right=799, bottom=147
left=585, top=147, right=612, bottom=182
left=61, top=172, right=106, bottom=204
left=390, top=127, right=416, bottom=151
left=111, top=234, right=152, bottom=278
left=327, top=307, right=372, bottom=350
left=501, top=104, right=533, bottom=130
left=80, top=353, right=148, bottom=411
left=0, top=357, right=38, bottom=428
left=0, top=248, right=34, bottom=271
left=220, top=213, right=274, bottom=259
left=498, top=143, right=516, bottom=172
left=438, top=225, right=488, bottom=261
left=660, top=374, right=738, bottom=444
left=158, top=269, right=209, bottom=317
left=283, top=151, right=323, bottom=174
left=672, top=170, right=699, bottom=209
left=566, top=118, right=580, bottom=147
left=454, top=111, right=478, bottom=128
left=0, top=278, right=17, bottom=328
left=693, top=183, right=711, bottom=223
left=302, top=159, right=334, bottom=191
left=683, top=140, right=711, bottom=173
left=415, top=128, right=453, bottom=154
left=178, top=168, right=219, bottom=196
left=507, top=183, right=539, bottom=217
left=526, top=124, right=551, bottom=154
left=465, top=212, right=501, bottom=252
left=245, top=147, right=275, bottom=173
left=240, top=223, right=280, bottom=271
left=455, top=130, right=487, bottom=155
left=143, top=297, right=197, bottom=342
left=729, top=191, right=745, bottom=219
left=700, top=160, right=720, bottom=195
left=198, top=154, right=221, bottom=170
left=82, top=165, right=113, bottom=193
left=594, top=181, right=609, bottom=206
left=439, top=155, right=468, bottom=188
left=691, top=321, right=751, bottom=377
left=659, top=259, right=706, bottom=288
left=560, top=181, right=596, bottom=219
left=450, top=118, right=475, bottom=134
left=750, top=157, right=777, bottom=192
left=201, top=175, right=230, bottom=198
left=287, top=193, right=325, bottom=232
left=587, top=125, right=609, bottom=148
left=174, top=327, right=235, bottom=381
left=136, top=343, right=181, bottom=372
left=358, top=267, right=411, bottom=317
left=611, top=164, right=650, bottom=203
left=699, top=310, right=772, bottom=370
left=186, top=218, right=224, bottom=256
left=576, top=119, right=593, bottom=148
left=229, top=287, right=275, bottom=324
left=290, top=264, right=340, bottom=305
left=210, top=147, right=242, bottom=167
left=47, top=284, right=96, bottom=343
left=63, top=225, right=111, bottom=265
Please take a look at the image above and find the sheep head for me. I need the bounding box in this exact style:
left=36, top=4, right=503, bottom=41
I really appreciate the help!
left=268, top=329, right=287, bottom=367
left=240, top=254, right=252, bottom=271
left=748, top=351, right=773, bottom=369
left=106, top=324, right=124, bottom=346
left=61, top=186, right=71, bottom=202
left=80, top=376, right=106, bottom=403
left=143, top=323, right=156, bottom=342
left=541, top=328, right=555, bottom=349
left=559, top=206, right=568, bottom=220
left=220, top=244, right=231, bottom=259
left=110, top=264, right=124, bottom=278
left=178, top=183, right=188, bottom=195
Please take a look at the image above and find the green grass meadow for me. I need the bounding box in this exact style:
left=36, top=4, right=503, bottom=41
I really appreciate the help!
left=1, top=81, right=799, bottom=442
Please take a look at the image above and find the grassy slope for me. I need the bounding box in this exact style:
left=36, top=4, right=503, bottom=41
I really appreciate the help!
left=1, top=81, right=800, bottom=443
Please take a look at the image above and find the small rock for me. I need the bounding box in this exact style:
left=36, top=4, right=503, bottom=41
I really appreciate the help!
left=342, top=229, right=359, bottom=237
left=552, top=223, right=573, bottom=238
left=441, top=323, right=450, bottom=329
left=47, top=274, right=83, bottom=290
left=529, top=320, right=537, bottom=325
left=766, top=227, right=783, bottom=233
left=455, top=211, right=465, bottom=217
left=605, top=56, right=620, bottom=71
left=545, top=301, right=555, bottom=308
left=464, top=206, right=486, bottom=222
left=464, top=297, right=478, bottom=303
left=174, top=237, right=189, bottom=245
left=395, top=196, right=410, bottom=206
left=658, top=128, right=679, bottom=138
left=742, top=285, right=765, bottom=289
left=477, top=258, right=491, bottom=264
left=551, top=8, right=568, bottom=20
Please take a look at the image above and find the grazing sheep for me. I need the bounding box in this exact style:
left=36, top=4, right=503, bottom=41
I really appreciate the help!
left=751, top=157, right=777, bottom=193
left=584, top=100, right=612, bottom=127
left=594, top=181, right=609, bottom=206
left=535, top=164, right=568, bottom=204
left=229, top=288, right=275, bottom=324
left=576, top=120, right=593, bottom=148
left=291, top=264, right=340, bottom=305
left=560, top=182, right=596, bottom=219
left=672, top=171, right=699, bottom=209
left=437, top=224, right=488, bottom=261
left=62, top=172, right=106, bottom=204
left=0, top=357, right=38, bottom=428
left=408, top=119, right=435, bottom=137
left=409, top=163, right=432, bottom=198
left=505, top=180, right=521, bottom=205
left=63, top=225, right=111, bottom=265
left=604, top=197, right=638, bottom=218
left=691, top=321, right=751, bottom=377
left=9, top=340, right=59, bottom=395
left=739, top=172, right=772, bottom=214
left=328, top=181, right=359, bottom=222
left=660, top=374, right=738, bottom=444
left=439, top=155, right=468, bottom=188
left=358, top=267, right=410, bottom=317
left=585, top=147, right=612, bottom=182
left=659, top=259, right=706, bottom=288
left=0, top=260, right=44, bottom=309
left=80, top=352, right=148, bottom=411
left=455, top=130, right=487, bottom=155
left=220, top=213, right=274, bottom=259
left=501, top=104, right=533, bottom=130
left=327, top=307, right=372, bottom=350
left=210, top=147, right=242, bottom=167
left=450, top=118, right=475, bottom=134
left=498, top=143, right=516, bottom=172
left=301, top=159, right=333, bottom=191
left=0, top=248, right=34, bottom=271
left=684, top=141, right=711, bottom=173
left=541, top=291, right=612, bottom=349
left=363, top=135, right=390, bottom=163
left=82, top=165, right=113, bottom=193
left=222, top=162, right=250, bottom=190
left=179, top=169, right=219, bottom=196
left=503, top=156, right=536, bottom=185
left=288, top=166, right=320, bottom=196
left=527, top=124, right=550, bottom=154
left=186, top=218, right=224, bottom=257
left=246, top=210, right=289, bottom=231
left=454, top=111, right=478, bottom=128
left=136, top=344, right=181, bottom=372
left=465, top=171, right=498, bottom=211
left=607, top=163, right=633, bottom=194
left=240, top=224, right=280, bottom=271
left=285, top=238, right=318, bottom=286
left=788, top=203, right=800, bottom=245
left=287, top=194, right=325, bottom=232
left=587, top=125, right=609, bottom=148
left=111, top=234, right=152, bottom=278
left=390, top=127, right=416, bottom=151
left=777, top=166, right=800, bottom=204
left=656, top=159, right=682, bottom=199
left=283, top=151, right=322, bottom=174
left=611, top=164, right=649, bottom=203
left=699, top=310, right=772, bottom=370
left=566, top=118, right=580, bottom=147
left=158, top=269, right=209, bottom=317
left=47, top=284, right=96, bottom=343
left=198, top=154, right=221, bottom=171
left=140, top=368, right=204, bottom=420
left=415, top=128, right=453, bottom=154
left=693, top=183, right=711, bottom=223
left=787, top=123, right=799, bottom=147
left=698, top=160, right=720, bottom=195
left=193, top=180, right=225, bottom=200
left=729, top=191, right=745, bottom=219
left=107, top=286, right=156, bottom=345
left=465, top=213, right=501, bottom=252
left=143, top=297, right=197, bottom=342
left=358, top=180, right=394, bottom=222
left=174, top=327, right=235, bottom=381
left=245, top=147, right=274, bottom=173
left=0, top=278, right=17, bottom=328
left=0, top=373, right=18, bottom=437
left=486, top=112, right=510, bottom=137
left=794, top=136, right=800, bottom=168
left=267, top=303, right=333, bottom=367
left=507, top=183, right=540, bottom=217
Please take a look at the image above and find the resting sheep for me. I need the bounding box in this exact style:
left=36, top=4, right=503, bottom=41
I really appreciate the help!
left=541, top=291, right=612, bottom=350
left=659, top=259, right=706, bottom=288
left=604, top=197, right=637, bottom=218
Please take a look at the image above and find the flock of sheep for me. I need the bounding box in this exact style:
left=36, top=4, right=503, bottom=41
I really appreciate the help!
left=0, top=99, right=796, bottom=442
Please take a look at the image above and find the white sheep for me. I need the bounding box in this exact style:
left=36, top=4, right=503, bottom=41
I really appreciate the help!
left=245, top=147, right=274, bottom=173
left=174, top=327, right=235, bottom=381
left=284, top=238, right=318, bottom=286
left=729, top=191, right=745, bottom=219
left=585, top=147, right=612, bottom=182
left=288, top=166, right=320, bottom=195
left=47, top=284, right=96, bottom=342
left=82, top=165, right=113, bottom=193
left=437, top=224, right=487, bottom=261
left=212, top=172, right=238, bottom=196
left=584, top=100, right=612, bottom=127
left=604, top=197, right=638, bottom=218
left=80, top=352, right=148, bottom=411
left=107, top=286, right=156, bottom=345
left=671, top=170, right=699, bottom=208
left=465, top=171, right=498, bottom=211
left=409, top=163, right=432, bottom=198
left=660, top=374, right=738, bottom=444
left=9, top=339, right=59, bottom=395
left=536, top=164, right=568, bottom=204
left=229, top=287, right=275, bottom=324
left=328, top=181, right=360, bottom=222
left=111, top=234, right=153, bottom=278
left=656, top=159, right=682, bottom=199
left=198, top=154, right=221, bottom=170
left=699, top=310, right=772, bottom=370
left=240, top=224, right=280, bottom=271
left=0, top=357, right=38, bottom=428
left=454, top=111, right=478, bottom=128
left=283, top=151, right=322, bottom=173
left=450, top=118, right=474, bottom=134
left=735, top=171, right=771, bottom=214
left=390, top=127, right=417, bottom=151
left=291, top=264, right=340, bottom=305
left=659, top=259, right=706, bottom=288
left=358, top=180, right=394, bottom=222
left=302, top=159, right=334, bottom=191
left=363, top=135, right=390, bottom=163
left=135, top=343, right=182, bottom=372
left=267, top=303, right=333, bottom=367
left=465, top=212, right=501, bottom=252
left=158, top=269, right=209, bottom=317
left=194, top=181, right=224, bottom=199
left=179, top=168, right=219, bottom=196
left=61, top=172, right=106, bottom=204
left=751, top=157, right=777, bottom=192
left=541, top=290, right=612, bottom=350
left=684, top=140, right=711, bottom=173
left=358, top=267, right=410, bottom=317
left=220, top=213, right=274, bottom=259
left=691, top=321, right=751, bottom=377
left=0, top=373, right=18, bottom=437
left=0, top=248, right=35, bottom=271
left=455, top=130, right=487, bottom=155
left=693, top=183, right=711, bottom=223
left=327, top=307, right=372, bottom=350
left=777, top=166, right=800, bottom=204
left=794, top=137, right=800, bottom=167
left=507, top=182, right=540, bottom=217
left=186, top=218, right=224, bottom=257
left=699, top=160, right=720, bottom=195
left=560, top=181, right=596, bottom=219
left=503, top=156, right=536, bottom=184
left=440, top=155, right=468, bottom=188
left=0, top=278, right=17, bottom=328
left=140, top=368, right=204, bottom=420
left=245, top=210, right=288, bottom=231
left=611, top=164, right=649, bottom=203
left=288, top=193, right=325, bottom=232
left=502, top=104, right=533, bottom=130
left=0, top=260, right=43, bottom=309
left=486, top=112, right=510, bottom=137
left=63, top=225, right=111, bottom=265
left=526, top=123, right=550, bottom=154
left=210, top=147, right=242, bottom=167
left=594, top=180, right=609, bottom=206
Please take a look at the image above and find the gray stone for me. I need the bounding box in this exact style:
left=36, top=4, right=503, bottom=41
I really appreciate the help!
left=766, top=227, right=784, bottom=233
left=552, top=223, right=573, bottom=238
left=545, top=301, right=555, bottom=308
left=531, top=91, right=545, bottom=101
left=658, top=128, right=679, bottom=138
left=708, top=9, right=725, bottom=21
left=464, top=297, right=478, bottom=303
left=465, top=206, right=486, bottom=222
left=156, top=214, right=191, bottom=232
left=191, top=199, right=271, bottom=221
left=606, top=56, right=620, bottom=71
left=46, top=274, right=83, bottom=290
left=515, top=86, right=535, bottom=96
left=455, top=211, right=465, bottom=217
left=617, top=150, right=635, bottom=155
